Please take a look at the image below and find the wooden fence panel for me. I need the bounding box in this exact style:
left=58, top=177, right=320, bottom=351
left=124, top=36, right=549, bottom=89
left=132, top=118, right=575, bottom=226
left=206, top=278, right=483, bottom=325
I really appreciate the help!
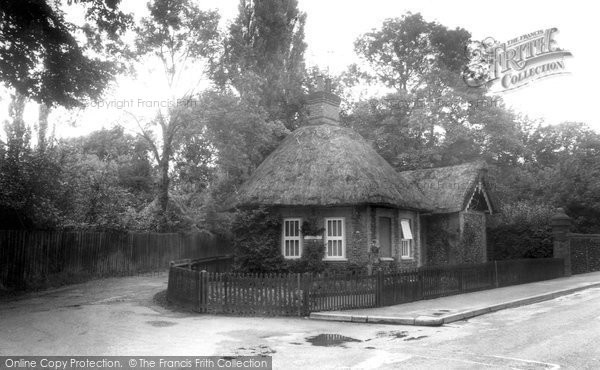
left=380, top=269, right=421, bottom=306
left=0, top=230, right=232, bottom=289
left=201, top=272, right=305, bottom=316
left=308, top=274, right=377, bottom=312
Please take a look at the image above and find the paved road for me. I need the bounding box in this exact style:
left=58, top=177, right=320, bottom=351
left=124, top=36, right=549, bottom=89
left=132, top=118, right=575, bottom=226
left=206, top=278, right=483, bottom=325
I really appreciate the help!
left=1, top=274, right=599, bottom=369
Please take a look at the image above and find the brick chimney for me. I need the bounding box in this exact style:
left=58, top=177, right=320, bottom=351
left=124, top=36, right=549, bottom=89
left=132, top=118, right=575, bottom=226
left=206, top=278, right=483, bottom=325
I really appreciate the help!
left=306, top=75, right=341, bottom=126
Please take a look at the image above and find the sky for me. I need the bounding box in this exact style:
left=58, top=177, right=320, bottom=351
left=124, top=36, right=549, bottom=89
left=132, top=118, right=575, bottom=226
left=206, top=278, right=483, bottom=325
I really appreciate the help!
left=4, top=0, right=598, bottom=139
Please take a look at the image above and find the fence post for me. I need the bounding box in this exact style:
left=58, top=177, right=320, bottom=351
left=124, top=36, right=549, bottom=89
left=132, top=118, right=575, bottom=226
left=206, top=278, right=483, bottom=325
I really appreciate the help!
left=418, top=269, right=424, bottom=300
left=194, top=269, right=200, bottom=312
left=586, top=244, right=590, bottom=274
left=494, top=260, right=499, bottom=288
left=551, top=208, right=572, bottom=277
left=200, top=270, right=208, bottom=313
left=300, top=273, right=311, bottom=316
left=223, top=273, right=228, bottom=312
left=167, top=265, right=174, bottom=302
left=375, top=269, right=384, bottom=307
left=296, top=273, right=301, bottom=316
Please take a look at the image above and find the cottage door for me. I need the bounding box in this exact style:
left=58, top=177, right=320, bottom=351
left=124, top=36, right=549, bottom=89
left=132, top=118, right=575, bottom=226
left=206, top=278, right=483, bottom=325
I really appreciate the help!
left=378, top=217, right=392, bottom=258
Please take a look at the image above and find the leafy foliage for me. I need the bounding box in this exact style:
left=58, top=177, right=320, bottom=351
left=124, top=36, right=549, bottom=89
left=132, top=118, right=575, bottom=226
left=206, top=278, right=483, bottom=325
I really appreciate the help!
left=487, top=201, right=555, bottom=260
left=231, top=208, right=328, bottom=273
left=353, top=13, right=470, bottom=91
left=231, top=207, right=285, bottom=273
left=301, top=218, right=324, bottom=236
left=343, top=13, right=526, bottom=171
left=135, top=0, right=220, bottom=88
left=283, top=239, right=326, bottom=273
left=211, top=0, right=307, bottom=129
left=193, top=90, right=288, bottom=204
left=0, top=0, right=133, bottom=107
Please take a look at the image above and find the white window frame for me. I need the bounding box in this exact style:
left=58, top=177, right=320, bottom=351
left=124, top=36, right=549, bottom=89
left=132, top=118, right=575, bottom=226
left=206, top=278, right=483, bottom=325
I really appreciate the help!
left=282, top=218, right=302, bottom=259
left=324, top=218, right=346, bottom=261
left=400, top=218, right=413, bottom=259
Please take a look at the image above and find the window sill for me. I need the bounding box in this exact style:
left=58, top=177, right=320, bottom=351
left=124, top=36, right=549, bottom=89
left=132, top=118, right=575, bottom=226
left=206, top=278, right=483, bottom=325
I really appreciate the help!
left=400, top=257, right=414, bottom=260
left=379, top=257, right=394, bottom=262
left=284, top=256, right=302, bottom=260
left=323, top=258, right=348, bottom=262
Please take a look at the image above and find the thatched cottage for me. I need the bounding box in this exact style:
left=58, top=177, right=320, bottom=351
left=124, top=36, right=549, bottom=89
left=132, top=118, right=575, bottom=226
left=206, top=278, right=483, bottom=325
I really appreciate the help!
left=230, top=83, right=497, bottom=268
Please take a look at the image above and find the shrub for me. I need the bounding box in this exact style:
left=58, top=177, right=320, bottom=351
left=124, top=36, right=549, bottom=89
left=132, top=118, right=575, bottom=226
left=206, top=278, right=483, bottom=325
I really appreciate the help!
left=301, top=217, right=324, bottom=236
left=286, top=239, right=326, bottom=273
left=231, top=207, right=286, bottom=273
left=487, top=201, right=554, bottom=260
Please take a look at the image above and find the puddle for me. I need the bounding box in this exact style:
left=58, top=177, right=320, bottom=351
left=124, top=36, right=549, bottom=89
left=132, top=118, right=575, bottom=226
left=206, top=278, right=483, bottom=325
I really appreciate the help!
left=146, top=320, right=177, bottom=327
left=432, top=309, right=452, bottom=316
left=365, top=346, right=376, bottom=349
left=376, top=330, right=408, bottom=339
left=95, top=296, right=128, bottom=304
left=234, top=345, right=275, bottom=356
left=404, top=335, right=428, bottom=341
left=306, top=334, right=362, bottom=347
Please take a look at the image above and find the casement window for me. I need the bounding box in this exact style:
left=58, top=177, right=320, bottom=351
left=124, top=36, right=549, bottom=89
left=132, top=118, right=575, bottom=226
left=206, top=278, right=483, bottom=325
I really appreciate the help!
left=324, top=218, right=345, bottom=260
left=400, top=219, right=414, bottom=259
left=282, top=218, right=302, bottom=259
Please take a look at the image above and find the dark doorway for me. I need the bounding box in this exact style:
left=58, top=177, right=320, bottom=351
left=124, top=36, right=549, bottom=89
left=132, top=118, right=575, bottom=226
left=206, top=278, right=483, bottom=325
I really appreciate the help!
left=378, top=217, right=392, bottom=257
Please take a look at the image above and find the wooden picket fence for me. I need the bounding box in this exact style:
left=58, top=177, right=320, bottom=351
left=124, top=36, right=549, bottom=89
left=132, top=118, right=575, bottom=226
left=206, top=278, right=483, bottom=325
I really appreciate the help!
left=308, top=273, right=377, bottom=311
left=167, top=258, right=564, bottom=316
left=0, top=230, right=232, bottom=289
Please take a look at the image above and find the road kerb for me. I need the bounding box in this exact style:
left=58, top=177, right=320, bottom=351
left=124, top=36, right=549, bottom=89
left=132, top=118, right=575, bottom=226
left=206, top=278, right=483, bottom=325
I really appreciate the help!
left=309, top=313, right=352, bottom=322
left=441, top=282, right=600, bottom=324
left=367, top=316, right=415, bottom=325
left=414, top=316, right=444, bottom=326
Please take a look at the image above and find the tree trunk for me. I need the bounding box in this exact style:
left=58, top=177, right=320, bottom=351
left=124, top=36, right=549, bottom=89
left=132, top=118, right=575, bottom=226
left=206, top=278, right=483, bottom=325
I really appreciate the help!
left=37, top=104, right=50, bottom=153
left=157, top=157, right=170, bottom=232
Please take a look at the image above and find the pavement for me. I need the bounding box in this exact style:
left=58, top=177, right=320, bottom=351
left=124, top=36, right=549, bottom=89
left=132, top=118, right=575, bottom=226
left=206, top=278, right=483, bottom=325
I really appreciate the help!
left=310, top=271, right=600, bottom=326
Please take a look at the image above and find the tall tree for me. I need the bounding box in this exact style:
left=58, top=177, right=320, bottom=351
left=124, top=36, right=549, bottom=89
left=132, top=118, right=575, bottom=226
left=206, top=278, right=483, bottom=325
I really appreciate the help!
left=345, top=13, right=526, bottom=170
left=0, top=93, right=63, bottom=228
left=211, top=0, right=307, bottom=129
left=56, top=126, right=154, bottom=230
left=353, top=13, right=470, bottom=92
left=134, top=0, right=219, bottom=231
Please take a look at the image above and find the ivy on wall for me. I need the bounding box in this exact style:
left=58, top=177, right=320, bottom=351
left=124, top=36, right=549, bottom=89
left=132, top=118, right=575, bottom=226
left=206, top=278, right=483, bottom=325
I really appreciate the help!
left=232, top=207, right=285, bottom=272
left=461, top=212, right=485, bottom=264
left=232, top=208, right=327, bottom=273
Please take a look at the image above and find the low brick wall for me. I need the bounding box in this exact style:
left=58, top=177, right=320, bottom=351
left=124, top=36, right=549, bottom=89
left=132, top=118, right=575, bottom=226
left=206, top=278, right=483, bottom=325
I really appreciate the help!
left=569, top=234, right=600, bottom=274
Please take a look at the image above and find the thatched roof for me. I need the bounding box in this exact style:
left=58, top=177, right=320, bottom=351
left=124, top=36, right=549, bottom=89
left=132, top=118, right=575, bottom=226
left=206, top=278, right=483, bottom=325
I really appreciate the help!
left=396, top=161, right=498, bottom=214
left=230, top=124, right=430, bottom=209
